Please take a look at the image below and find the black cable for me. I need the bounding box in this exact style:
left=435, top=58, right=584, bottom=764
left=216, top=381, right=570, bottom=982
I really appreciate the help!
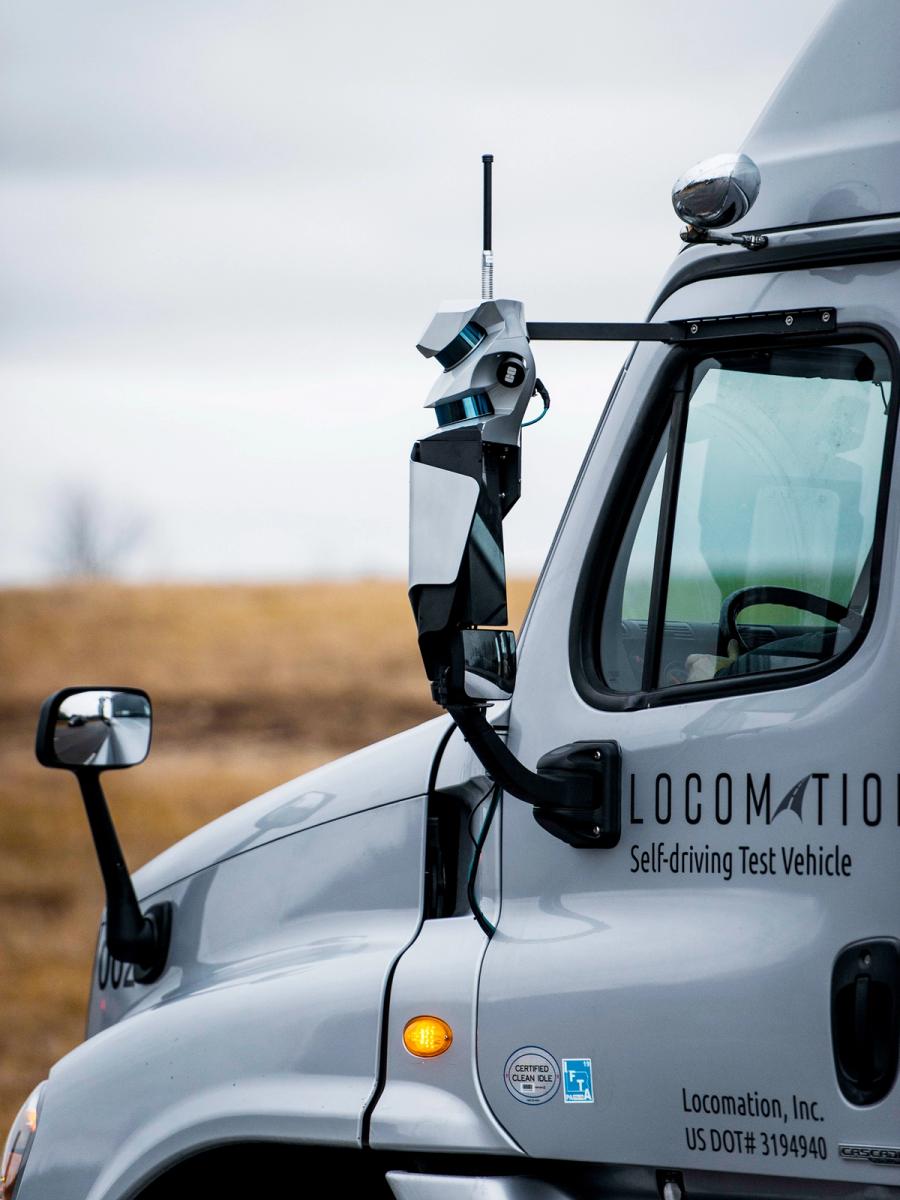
left=429, top=718, right=499, bottom=936
left=427, top=720, right=456, bottom=806
left=466, top=780, right=494, bottom=846
left=467, top=784, right=501, bottom=937
left=423, top=720, right=459, bottom=921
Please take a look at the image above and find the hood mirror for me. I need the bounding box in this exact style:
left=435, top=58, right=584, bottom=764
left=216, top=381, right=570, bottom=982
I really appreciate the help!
left=37, top=687, right=152, bottom=770
left=35, top=686, right=170, bottom=983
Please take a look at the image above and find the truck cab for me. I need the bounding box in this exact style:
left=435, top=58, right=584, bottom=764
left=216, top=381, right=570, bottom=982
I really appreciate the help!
left=6, top=3, right=899, bottom=1198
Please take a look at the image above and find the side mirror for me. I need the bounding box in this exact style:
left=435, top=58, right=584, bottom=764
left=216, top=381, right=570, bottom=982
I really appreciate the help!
left=35, top=686, right=170, bottom=983
left=461, top=629, right=516, bottom=700
left=409, top=459, right=482, bottom=601
left=409, top=436, right=514, bottom=703
left=36, top=687, right=152, bottom=770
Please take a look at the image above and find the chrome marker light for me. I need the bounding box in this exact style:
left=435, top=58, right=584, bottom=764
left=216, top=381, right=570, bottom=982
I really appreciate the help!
left=672, top=152, right=761, bottom=229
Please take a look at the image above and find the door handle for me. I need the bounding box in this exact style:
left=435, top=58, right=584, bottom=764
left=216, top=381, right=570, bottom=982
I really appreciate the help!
left=832, top=938, right=900, bottom=1106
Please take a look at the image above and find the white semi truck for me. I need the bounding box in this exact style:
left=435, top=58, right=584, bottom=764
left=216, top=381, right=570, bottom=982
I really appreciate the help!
left=5, top=3, right=899, bottom=1197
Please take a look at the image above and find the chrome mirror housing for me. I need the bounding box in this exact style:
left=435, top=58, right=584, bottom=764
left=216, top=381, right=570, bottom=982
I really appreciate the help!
left=672, top=153, right=761, bottom=229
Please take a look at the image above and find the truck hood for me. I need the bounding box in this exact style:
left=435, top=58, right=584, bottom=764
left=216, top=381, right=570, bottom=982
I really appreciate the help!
left=133, top=717, right=449, bottom=901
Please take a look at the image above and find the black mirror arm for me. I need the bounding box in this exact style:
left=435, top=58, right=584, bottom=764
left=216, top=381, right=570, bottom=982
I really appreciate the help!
left=446, top=705, right=621, bottom=849
left=76, top=770, right=170, bottom=981
left=447, top=704, right=586, bottom=809
left=448, top=705, right=624, bottom=849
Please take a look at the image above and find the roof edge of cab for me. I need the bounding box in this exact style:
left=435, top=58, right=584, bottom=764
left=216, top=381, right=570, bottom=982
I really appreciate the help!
left=649, top=216, right=900, bottom=319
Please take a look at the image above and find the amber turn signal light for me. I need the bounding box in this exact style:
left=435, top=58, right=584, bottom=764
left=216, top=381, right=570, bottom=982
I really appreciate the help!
left=403, top=1015, right=453, bottom=1058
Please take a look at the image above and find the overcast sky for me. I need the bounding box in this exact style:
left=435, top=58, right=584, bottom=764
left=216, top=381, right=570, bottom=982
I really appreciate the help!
left=0, top=0, right=828, bottom=583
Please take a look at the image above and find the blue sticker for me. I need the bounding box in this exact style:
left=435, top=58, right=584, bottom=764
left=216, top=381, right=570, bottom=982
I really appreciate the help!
left=562, top=1058, right=594, bottom=1103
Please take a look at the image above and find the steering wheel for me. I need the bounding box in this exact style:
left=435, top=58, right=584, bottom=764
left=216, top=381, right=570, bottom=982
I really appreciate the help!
left=719, top=586, right=850, bottom=657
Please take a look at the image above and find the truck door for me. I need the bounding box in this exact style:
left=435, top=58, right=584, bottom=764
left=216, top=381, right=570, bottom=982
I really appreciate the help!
left=475, top=266, right=900, bottom=1189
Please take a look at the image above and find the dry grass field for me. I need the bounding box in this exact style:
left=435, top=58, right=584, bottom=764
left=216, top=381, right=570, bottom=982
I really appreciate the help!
left=0, top=579, right=534, bottom=1129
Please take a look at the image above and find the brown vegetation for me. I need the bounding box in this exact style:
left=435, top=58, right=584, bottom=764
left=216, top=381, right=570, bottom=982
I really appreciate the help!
left=0, top=580, right=533, bottom=1129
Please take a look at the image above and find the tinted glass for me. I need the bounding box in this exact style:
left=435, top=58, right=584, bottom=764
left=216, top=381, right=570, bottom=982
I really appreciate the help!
left=601, top=341, right=892, bottom=693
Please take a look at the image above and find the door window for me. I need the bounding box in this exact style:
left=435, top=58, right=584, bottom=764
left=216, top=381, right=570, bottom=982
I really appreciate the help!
left=599, top=340, right=893, bottom=694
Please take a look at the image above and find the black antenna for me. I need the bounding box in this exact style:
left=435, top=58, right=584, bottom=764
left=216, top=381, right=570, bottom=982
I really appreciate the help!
left=482, top=153, right=493, bottom=300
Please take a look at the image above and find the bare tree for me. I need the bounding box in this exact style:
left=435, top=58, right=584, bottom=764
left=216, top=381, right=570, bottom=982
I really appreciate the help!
left=47, top=485, right=150, bottom=580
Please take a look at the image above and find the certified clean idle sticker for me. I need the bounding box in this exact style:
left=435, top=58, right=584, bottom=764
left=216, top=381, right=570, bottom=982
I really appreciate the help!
left=504, top=1046, right=560, bottom=1104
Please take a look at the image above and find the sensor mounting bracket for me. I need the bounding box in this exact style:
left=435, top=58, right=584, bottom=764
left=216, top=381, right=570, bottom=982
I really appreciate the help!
left=526, top=307, right=837, bottom=344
